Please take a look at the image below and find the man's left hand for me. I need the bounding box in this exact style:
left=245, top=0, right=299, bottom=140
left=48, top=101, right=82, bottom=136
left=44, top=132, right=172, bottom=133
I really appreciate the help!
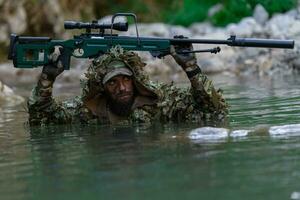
left=170, top=35, right=198, bottom=71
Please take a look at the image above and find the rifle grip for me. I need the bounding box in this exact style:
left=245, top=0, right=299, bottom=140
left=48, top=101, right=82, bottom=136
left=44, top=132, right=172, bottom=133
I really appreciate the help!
left=60, top=47, right=72, bottom=70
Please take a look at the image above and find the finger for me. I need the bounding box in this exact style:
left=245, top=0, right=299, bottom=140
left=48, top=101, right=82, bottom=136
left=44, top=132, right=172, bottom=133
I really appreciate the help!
left=57, top=60, right=64, bottom=70
left=170, top=45, right=177, bottom=56
left=52, top=52, right=59, bottom=62
left=52, top=46, right=63, bottom=62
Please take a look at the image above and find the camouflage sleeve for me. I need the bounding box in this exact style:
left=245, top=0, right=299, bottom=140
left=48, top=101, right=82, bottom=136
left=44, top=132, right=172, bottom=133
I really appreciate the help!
left=27, top=78, right=93, bottom=125
left=158, top=72, right=228, bottom=123
left=189, top=72, right=228, bottom=114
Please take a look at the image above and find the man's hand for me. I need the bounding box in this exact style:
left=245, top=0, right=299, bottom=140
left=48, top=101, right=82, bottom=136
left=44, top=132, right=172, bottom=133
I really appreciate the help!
left=170, top=35, right=198, bottom=70
left=170, top=35, right=202, bottom=79
left=41, top=46, right=65, bottom=82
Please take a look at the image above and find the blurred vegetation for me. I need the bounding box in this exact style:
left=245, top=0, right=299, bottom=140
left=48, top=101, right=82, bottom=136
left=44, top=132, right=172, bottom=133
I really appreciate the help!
left=93, top=0, right=297, bottom=26
left=210, top=0, right=297, bottom=26
left=0, top=0, right=297, bottom=62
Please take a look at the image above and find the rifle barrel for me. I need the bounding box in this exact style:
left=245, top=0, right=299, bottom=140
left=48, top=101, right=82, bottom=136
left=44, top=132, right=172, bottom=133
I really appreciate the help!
left=170, top=36, right=294, bottom=49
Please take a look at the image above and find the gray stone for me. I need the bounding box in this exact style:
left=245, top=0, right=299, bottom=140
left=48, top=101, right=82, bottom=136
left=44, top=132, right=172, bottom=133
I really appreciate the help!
left=291, top=57, right=300, bottom=70
left=287, top=21, right=300, bottom=37
left=0, top=24, right=9, bottom=43
left=6, top=3, right=27, bottom=34
left=44, top=0, right=64, bottom=35
left=227, top=17, right=263, bottom=37
left=253, top=4, right=269, bottom=25
left=208, top=3, right=223, bottom=17
left=0, top=1, right=27, bottom=43
left=285, top=9, right=298, bottom=18
left=265, top=14, right=296, bottom=38
left=0, top=80, right=24, bottom=105
left=130, top=23, right=170, bottom=37
left=169, top=25, right=192, bottom=37
left=98, top=15, right=127, bottom=24
left=189, top=22, right=215, bottom=35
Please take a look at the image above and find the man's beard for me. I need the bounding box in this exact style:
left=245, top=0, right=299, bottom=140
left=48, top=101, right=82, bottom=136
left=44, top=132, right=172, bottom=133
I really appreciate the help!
left=106, top=91, right=135, bottom=117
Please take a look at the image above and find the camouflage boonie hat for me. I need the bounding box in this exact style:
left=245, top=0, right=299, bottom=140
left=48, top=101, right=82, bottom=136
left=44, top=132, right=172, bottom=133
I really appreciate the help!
left=102, top=60, right=133, bottom=84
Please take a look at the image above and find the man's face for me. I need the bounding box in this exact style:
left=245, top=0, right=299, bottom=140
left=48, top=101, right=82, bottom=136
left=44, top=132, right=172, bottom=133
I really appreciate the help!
left=104, top=75, right=135, bottom=105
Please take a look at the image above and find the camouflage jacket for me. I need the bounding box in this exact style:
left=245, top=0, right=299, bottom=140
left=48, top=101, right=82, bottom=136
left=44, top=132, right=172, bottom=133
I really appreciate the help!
left=28, top=47, right=228, bottom=126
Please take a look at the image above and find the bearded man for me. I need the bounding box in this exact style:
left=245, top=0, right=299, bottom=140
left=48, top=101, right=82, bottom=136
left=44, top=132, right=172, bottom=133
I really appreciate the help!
left=28, top=44, right=228, bottom=126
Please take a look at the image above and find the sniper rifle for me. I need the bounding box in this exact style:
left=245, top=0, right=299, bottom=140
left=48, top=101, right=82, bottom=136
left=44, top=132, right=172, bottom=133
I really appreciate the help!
left=7, top=13, right=295, bottom=70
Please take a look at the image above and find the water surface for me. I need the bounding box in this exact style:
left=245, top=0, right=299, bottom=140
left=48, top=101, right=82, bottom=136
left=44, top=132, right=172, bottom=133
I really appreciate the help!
left=1, top=74, right=300, bottom=200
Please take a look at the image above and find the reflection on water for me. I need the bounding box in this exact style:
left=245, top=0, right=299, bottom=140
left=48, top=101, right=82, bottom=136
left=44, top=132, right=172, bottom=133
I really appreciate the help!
left=1, top=74, right=300, bottom=200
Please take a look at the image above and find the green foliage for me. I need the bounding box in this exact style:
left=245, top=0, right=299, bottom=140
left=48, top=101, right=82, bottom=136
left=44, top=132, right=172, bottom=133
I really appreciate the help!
left=93, top=0, right=297, bottom=27
left=248, top=0, right=297, bottom=14
left=162, top=0, right=219, bottom=26
left=210, top=0, right=297, bottom=26
left=210, top=0, right=253, bottom=26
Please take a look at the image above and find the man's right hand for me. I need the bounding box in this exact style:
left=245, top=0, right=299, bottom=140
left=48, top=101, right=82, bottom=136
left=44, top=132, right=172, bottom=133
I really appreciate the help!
left=41, top=47, right=64, bottom=82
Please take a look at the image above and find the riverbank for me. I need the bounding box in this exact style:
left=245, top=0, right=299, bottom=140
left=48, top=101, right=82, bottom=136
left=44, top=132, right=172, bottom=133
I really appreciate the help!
left=1, top=4, right=300, bottom=104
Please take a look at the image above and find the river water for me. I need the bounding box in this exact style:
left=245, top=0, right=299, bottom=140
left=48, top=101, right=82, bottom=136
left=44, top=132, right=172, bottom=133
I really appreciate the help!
left=1, top=74, right=300, bottom=200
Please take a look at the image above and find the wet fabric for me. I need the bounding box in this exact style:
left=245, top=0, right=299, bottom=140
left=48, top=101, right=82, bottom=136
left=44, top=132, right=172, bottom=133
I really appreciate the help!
left=28, top=46, right=228, bottom=126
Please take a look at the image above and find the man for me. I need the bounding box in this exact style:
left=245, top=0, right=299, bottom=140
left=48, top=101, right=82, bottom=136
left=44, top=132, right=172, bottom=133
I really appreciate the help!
left=28, top=43, right=228, bottom=126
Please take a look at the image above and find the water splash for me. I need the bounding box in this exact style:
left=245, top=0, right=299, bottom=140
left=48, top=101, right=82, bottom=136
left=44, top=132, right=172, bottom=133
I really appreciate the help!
left=269, top=124, right=300, bottom=136
left=230, top=129, right=250, bottom=137
left=188, top=127, right=229, bottom=142
left=291, top=191, right=300, bottom=200
left=188, top=127, right=252, bottom=143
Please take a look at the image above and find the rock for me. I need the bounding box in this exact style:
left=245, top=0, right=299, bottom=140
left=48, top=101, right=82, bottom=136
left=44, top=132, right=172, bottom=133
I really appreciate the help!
left=98, top=15, right=127, bottom=24
left=290, top=57, right=300, bottom=70
left=189, top=22, right=215, bottom=35
left=0, top=62, right=40, bottom=85
left=227, top=17, right=263, bottom=37
left=0, top=1, right=299, bottom=82
left=0, top=80, right=24, bottom=105
left=6, top=2, right=27, bottom=34
left=265, top=13, right=297, bottom=38
left=285, top=9, right=298, bottom=18
left=0, top=1, right=27, bottom=43
left=253, top=4, right=269, bottom=25
left=130, top=23, right=170, bottom=37
left=169, top=25, right=192, bottom=37
left=278, top=47, right=300, bottom=72
left=208, top=3, right=224, bottom=17
left=286, top=20, right=300, bottom=37
left=44, top=0, right=64, bottom=35
left=0, top=24, right=9, bottom=43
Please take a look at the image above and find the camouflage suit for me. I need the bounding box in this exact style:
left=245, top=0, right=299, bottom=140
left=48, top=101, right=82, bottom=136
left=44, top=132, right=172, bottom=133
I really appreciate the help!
left=28, top=46, right=228, bottom=126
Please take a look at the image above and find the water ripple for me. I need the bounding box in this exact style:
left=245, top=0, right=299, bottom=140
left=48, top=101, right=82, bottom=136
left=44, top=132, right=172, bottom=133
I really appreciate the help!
left=229, top=94, right=300, bottom=127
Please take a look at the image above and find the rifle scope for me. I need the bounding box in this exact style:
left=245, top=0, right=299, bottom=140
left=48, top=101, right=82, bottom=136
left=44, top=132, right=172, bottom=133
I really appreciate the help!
left=64, top=21, right=128, bottom=31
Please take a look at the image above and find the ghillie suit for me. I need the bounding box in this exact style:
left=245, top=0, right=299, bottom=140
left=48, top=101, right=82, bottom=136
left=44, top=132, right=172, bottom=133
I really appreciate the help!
left=28, top=46, right=228, bottom=126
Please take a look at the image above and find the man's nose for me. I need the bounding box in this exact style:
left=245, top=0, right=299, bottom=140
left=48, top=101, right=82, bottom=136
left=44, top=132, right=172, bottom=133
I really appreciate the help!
left=119, top=82, right=126, bottom=91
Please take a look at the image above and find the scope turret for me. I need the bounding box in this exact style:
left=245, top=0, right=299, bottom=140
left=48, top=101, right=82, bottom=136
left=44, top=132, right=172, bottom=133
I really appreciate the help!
left=64, top=21, right=128, bottom=31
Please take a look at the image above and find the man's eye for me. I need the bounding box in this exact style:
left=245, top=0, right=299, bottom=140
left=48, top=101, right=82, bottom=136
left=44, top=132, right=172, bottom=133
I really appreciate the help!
left=124, top=76, right=130, bottom=81
left=108, top=81, right=115, bottom=86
